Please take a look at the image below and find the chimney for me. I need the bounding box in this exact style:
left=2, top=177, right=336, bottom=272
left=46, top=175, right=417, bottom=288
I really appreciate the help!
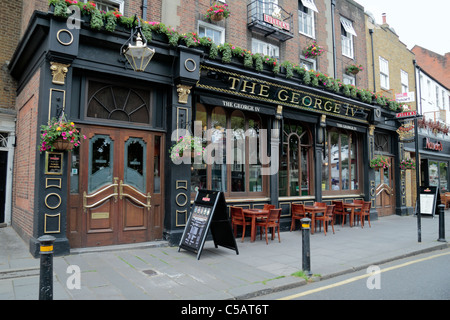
left=382, top=13, right=387, bottom=24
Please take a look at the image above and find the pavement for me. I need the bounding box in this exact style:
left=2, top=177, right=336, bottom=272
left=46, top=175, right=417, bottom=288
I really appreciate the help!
left=0, top=211, right=449, bottom=300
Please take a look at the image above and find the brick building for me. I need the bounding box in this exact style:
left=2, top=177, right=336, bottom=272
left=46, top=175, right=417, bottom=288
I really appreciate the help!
left=8, top=0, right=407, bottom=255
left=0, top=0, right=22, bottom=226
left=364, top=12, right=417, bottom=215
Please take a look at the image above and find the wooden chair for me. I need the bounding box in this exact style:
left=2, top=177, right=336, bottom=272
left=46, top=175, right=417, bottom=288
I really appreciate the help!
left=263, top=204, right=275, bottom=211
left=256, top=208, right=281, bottom=244
left=230, top=206, right=251, bottom=242
left=353, top=199, right=364, bottom=204
left=444, top=193, right=450, bottom=209
left=332, top=200, right=349, bottom=226
left=354, top=201, right=371, bottom=228
left=290, top=203, right=307, bottom=231
left=313, top=202, right=327, bottom=207
left=314, top=205, right=335, bottom=235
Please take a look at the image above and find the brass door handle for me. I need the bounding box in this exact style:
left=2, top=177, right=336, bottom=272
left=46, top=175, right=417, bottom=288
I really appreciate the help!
left=83, top=177, right=119, bottom=213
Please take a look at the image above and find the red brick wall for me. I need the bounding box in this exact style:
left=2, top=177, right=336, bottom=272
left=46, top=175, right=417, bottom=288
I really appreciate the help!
left=334, top=0, right=368, bottom=88
left=12, top=69, right=40, bottom=240
left=412, top=46, right=450, bottom=89
left=0, top=0, right=22, bottom=110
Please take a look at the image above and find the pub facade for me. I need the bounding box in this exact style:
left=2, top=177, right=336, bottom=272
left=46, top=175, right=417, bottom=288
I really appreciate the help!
left=8, top=0, right=408, bottom=256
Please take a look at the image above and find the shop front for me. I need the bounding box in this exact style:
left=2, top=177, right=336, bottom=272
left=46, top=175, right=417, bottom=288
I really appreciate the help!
left=9, top=11, right=406, bottom=256
left=169, top=60, right=404, bottom=240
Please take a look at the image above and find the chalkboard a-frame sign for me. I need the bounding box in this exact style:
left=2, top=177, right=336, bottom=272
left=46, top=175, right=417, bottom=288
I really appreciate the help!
left=178, top=189, right=239, bottom=260
left=418, top=186, right=441, bottom=217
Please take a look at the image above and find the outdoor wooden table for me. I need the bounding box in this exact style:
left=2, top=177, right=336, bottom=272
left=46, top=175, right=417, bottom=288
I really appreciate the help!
left=343, top=202, right=363, bottom=227
left=243, top=209, right=269, bottom=242
left=303, top=206, right=326, bottom=234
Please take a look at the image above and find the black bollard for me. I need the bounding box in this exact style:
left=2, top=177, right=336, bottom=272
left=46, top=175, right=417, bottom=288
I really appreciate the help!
left=301, top=218, right=312, bottom=276
left=38, top=235, right=55, bottom=300
left=438, top=204, right=446, bottom=242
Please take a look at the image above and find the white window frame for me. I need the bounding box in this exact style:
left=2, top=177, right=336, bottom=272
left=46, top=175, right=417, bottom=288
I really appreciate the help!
left=343, top=74, right=355, bottom=86
left=85, top=0, right=124, bottom=13
left=252, top=39, right=279, bottom=58
left=400, top=70, right=409, bottom=93
left=340, top=17, right=355, bottom=58
left=298, top=1, right=315, bottom=38
left=198, top=21, right=225, bottom=45
left=300, top=54, right=316, bottom=70
left=379, top=56, right=389, bottom=90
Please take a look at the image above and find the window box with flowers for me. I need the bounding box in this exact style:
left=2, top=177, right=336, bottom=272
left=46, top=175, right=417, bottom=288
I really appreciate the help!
left=169, top=136, right=205, bottom=164
left=302, top=41, right=324, bottom=59
left=39, top=116, right=86, bottom=153
left=205, top=2, right=230, bottom=22
left=369, top=155, right=391, bottom=170
left=400, top=159, right=415, bottom=170
left=346, top=64, right=364, bottom=75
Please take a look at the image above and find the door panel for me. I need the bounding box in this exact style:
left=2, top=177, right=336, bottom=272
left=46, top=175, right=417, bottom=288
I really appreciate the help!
left=375, top=156, right=395, bottom=216
left=68, top=125, right=164, bottom=248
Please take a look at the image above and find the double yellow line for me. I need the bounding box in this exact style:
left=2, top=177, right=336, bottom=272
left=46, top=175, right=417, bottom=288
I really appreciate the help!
left=279, top=250, right=450, bottom=300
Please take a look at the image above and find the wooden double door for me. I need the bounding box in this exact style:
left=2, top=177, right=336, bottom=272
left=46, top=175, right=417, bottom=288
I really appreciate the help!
left=375, top=156, right=395, bottom=216
left=68, top=126, right=164, bottom=248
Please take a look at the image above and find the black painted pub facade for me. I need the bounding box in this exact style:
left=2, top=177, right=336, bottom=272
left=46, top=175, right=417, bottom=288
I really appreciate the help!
left=9, top=11, right=406, bottom=256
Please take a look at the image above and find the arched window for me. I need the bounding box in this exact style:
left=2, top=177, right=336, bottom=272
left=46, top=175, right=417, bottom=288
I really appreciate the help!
left=279, top=121, right=312, bottom=197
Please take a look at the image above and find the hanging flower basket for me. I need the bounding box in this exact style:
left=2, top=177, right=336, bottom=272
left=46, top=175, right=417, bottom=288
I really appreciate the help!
left=39, top=114, right=86, bottom=153
left=346, top=64, right=364, bottom=75
left=205, top=3, right=230, bottom=22
left=169, top=136, right=204, bottom=162
left=369, top=155, right=391, bottom=169
left=302, top=41, right=324, bottom=59
left=400, top=159, right=416, bottom=170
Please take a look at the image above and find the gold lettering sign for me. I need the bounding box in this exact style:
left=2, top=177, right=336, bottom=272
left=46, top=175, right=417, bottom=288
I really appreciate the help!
left=198, top=66, right=370, bottom=123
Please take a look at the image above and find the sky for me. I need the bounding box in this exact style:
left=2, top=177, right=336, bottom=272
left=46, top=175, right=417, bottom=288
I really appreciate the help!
left=354, top=0, right=450, bottom=55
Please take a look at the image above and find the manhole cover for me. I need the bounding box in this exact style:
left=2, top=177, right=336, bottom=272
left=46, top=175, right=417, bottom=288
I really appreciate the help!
left=142, top=269, right=158, bottom=276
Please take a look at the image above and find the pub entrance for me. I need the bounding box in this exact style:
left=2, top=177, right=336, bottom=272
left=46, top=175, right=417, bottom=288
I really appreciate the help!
left=375, top=156, right=395, bottom=216
left=68, top=125, right=164, bottom=248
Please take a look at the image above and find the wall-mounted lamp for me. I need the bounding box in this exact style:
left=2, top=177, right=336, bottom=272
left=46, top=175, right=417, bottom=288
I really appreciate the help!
left=121, top=15, right=155, bottom=72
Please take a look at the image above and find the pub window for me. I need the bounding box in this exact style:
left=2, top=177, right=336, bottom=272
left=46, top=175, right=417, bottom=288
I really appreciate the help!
left=322, top=128, right=360, bottom=192
left=279, top=120, right=313, bottom=197
left=190, top=104, right=267, bottom=198
left=429, top=161, right=449, bottom=193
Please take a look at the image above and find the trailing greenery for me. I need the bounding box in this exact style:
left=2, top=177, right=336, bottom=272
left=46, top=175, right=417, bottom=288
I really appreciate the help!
left=48, top=0, right=404, bottom=112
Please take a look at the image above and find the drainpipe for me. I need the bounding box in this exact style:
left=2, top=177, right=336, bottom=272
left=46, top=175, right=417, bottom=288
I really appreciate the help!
left=141, top=0, right=148, bottom=20
left=331, top=0, right=337, bottom=78
left=369, top=28, right=376, bottom=92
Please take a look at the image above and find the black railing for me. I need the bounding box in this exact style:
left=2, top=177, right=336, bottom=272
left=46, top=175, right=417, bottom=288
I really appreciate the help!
left=247, top=0, right=294, bottom=41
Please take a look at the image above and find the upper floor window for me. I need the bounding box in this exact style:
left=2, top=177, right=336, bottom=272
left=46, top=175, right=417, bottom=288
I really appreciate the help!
left=198, top=21, right=225, bottom=44
left=298, top=0, right=317, bottom=38
left=401, top=70, right=409, bottom=93
left=379, top=56, right=389, bottom=90
left=340, top=17, right=356, bottom=58
left=300, top=55, right=316, bottom=70
left=252, top=39, right=279, bottom=58
left=343, top=74, right=355, bottom=86
left=84, top=0, right=124, bottom=13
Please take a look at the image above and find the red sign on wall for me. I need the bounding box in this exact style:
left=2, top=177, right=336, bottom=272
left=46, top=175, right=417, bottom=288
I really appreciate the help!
left=263, top=14, right=290, bottom=31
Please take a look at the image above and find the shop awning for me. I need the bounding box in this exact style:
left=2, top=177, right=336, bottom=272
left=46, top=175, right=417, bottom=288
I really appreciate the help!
left=340, top=17, right=357, bottom=37
left=301, top=0, right=318, bottom=13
